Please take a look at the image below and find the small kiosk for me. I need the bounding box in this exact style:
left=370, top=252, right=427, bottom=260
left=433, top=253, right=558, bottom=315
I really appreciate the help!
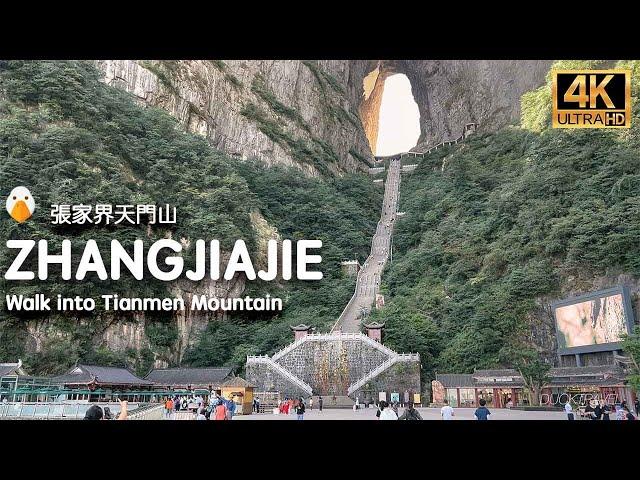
left=220, top=377, right=255, bottom=415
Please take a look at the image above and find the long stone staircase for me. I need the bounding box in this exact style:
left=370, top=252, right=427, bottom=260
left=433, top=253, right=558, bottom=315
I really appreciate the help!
left=331, top=157, right=401, bottom=333
left=347, top=353, right=419, bottom=396
left=246, top=355, right=313, bottom=396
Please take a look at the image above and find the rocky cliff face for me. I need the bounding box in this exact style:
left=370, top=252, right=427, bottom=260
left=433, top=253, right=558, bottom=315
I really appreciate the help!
left=359, top=60, right=553, bottom=152
left=96, top=60, right=374, bottom=176
left=97, top=60, right=552, bottom=165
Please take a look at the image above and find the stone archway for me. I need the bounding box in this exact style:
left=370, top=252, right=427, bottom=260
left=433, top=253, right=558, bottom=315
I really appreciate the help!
left=358, top=60, right=553, bottom=155
left=360, top=62, right=394, bottom=154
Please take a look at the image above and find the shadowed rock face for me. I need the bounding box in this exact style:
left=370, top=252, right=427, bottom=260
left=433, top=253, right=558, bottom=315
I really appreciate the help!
left=97, top=60, right=375, bottom=176
left=97, top=60, right=552, bottom=168
left=359, top=60, right=553, bottom=153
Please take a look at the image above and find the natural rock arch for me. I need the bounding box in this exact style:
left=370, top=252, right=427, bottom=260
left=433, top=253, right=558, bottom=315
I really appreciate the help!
left=359, top=60, right=552, bottom=154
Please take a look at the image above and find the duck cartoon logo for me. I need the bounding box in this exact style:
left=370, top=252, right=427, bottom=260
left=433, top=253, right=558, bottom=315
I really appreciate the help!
left=6, top=187, right=35, bottom=223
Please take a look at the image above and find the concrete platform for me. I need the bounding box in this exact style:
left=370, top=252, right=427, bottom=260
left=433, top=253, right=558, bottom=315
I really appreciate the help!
left=234, top=407, right=571, bottom=420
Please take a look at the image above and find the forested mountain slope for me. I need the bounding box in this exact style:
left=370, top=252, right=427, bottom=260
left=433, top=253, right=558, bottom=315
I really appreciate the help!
left=0, top=61, right=381, bottom=375
left=372, top=60, right=640, bottom=379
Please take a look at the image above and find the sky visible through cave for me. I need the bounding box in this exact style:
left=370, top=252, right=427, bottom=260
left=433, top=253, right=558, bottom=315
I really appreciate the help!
left=375, top=74, right=421, bottom=156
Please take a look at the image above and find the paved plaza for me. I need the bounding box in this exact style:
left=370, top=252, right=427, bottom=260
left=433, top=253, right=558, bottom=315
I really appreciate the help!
left=235, top=407, right=569, bottom=420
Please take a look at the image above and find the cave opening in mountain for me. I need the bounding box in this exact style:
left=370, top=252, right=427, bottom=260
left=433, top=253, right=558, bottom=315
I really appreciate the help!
left=360, top=68, right=420, bottom=156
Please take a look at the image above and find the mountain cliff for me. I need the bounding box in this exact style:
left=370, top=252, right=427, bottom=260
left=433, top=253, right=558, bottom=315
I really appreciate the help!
left=97, top=60, right=374, bottom=176
left=359, top=60, right=552, bottom=151
left=97, top=60, right=551, bottom=162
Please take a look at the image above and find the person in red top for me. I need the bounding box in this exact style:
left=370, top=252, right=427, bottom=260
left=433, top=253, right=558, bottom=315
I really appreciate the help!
left=214, top=399, right=228, bottom=420
left=165, top=398, right=174, bottom=419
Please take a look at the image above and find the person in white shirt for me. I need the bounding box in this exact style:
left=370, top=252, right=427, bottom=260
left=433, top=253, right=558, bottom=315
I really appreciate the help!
left=379, top=401, right=398, bottom=420
left=564, top=401, right=574, bottom=420
left=440, top=399, right=455, bottom=420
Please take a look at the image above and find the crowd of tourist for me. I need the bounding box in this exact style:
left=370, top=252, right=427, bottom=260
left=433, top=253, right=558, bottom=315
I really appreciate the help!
left=275, top=397, right=308, bottom=419
left=375, top=401, right=424, bottom=420
left=163, top=393, right=237, bottom=420
left=566, top=398, right=638, bottom=421
left=80, top=392, right=638, bottom=421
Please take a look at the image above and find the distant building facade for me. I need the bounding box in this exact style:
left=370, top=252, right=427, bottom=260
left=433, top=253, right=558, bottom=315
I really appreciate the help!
left=145, top=366, right=234, bottom=396
left=432, top=365, right=634, bottom=409
left=51, top=364, right=155, bottom=402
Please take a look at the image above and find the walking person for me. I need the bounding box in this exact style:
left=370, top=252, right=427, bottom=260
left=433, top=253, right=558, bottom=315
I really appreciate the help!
left=296, top=397, right=306, bottom=420
left=165, top=397, right=174, bottom=419
left=601, top=401, right=611, bottom=421
left=225, top=396, right=236, bottom=420
left=196, top=406, right=207, bottom=420
left=318, top=395, right=323, bottom=412
left=594, top=400, right=602, bottom=420
left=564, top=399, right=574, bottom=420
left=309, top=397, right=313, bottom=411
left=440, top=399, right=455, bottom=420
left=474, top=399, right=491, bottom=420
left=379, top=401, right=398, bottom=420
left=214, top=398, right=228, bottom=420
left=398, top=402, right=422, bottom=420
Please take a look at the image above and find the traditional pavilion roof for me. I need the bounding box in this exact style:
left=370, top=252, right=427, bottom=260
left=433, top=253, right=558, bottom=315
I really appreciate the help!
left=145, top=367, right=234, bottom=386
left=52, top=364, right=153, bottom=386
left=472, top=369, right=521, bottom=378
left=547, top=365, right=627, bottom=385
left=221, top=376, right=255, bottom=388
left=437, top=365, right=627, bottom=389
left=363, top=322, right=385, bottom=329
left=290, top=324, right=313, bottom=331
left=438, top=370, right=525, bottom=388
left=0, top=360, right=27, bottom=377
left=550, top=365, right=624, bottom=376
left=435, top=374, right=474, bottom=388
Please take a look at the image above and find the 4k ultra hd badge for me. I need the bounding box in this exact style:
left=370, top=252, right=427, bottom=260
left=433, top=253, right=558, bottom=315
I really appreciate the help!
left=552, top=70, right=631, bottom=128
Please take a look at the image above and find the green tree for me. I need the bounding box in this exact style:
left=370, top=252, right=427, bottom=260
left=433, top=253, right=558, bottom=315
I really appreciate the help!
left=621, top=327, right=640, bottom=395
left=504, top=347, right=551, bottom=406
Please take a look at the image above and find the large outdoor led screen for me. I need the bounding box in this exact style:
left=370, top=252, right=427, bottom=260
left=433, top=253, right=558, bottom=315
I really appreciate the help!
left=552, top=287, right=635, bottom=354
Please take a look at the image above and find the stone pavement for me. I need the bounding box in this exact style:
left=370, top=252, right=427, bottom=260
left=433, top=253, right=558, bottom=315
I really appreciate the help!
left=235, top=407, right=569, bottom=420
